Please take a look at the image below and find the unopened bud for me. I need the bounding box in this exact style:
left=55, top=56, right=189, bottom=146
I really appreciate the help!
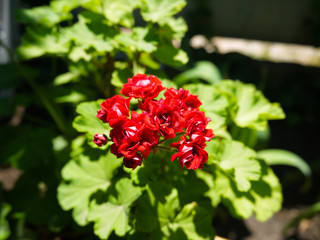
left=93, top=133, right=108, bottom=146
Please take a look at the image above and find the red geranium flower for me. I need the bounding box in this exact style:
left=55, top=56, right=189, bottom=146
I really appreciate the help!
left=184, top=110, right=211, bottom=134
left=164, top=88, right=202, bottom=112
left=120, top=74, right=165, bottom=100
left=171, top=143, right=208, bottom=170
left=146, top=101, right=184, bottom=139
left=98, top=95, right=131, bottom=127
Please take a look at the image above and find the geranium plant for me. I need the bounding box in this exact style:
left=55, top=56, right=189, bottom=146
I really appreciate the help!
left=1, top=0, right=306, bottom=239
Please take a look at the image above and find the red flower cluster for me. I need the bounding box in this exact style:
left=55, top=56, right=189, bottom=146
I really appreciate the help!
left=93, top=74, right=214, bottom=170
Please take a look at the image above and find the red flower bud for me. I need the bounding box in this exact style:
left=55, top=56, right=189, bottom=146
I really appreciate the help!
left=93, top=134, right=108, bottom=147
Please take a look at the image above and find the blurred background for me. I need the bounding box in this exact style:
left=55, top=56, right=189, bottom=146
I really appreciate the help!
left=1, top=0, right=320, bottom=239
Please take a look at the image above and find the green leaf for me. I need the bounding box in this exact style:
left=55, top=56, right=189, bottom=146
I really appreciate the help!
left=53, top=71, right=81, bottom=85
left=102, top=0, right=140, bottom=27
left=215, top=80, right=285, bottom=130
left=154, top=44, right=188, bottom=67
left=136, top=182, right=214, bottom=239
left=210, top=161, right=282, bottom=221
left=55, top=90, right=87, bottom=103
left=257, top=149, right=311, bottom=177
left=172, top=204, right=215, bottom=240
left=62, top=14, right=117, bottom=60
left=88, top=178, right=141, bottom=239
left=17, top=26, right=69, bottom=60
left=115, top=27, right=157, bottom=53
left=164, top=17, right=188, bottom=40
left=50, top=0, right=102, bottom=13
left=0, top=203, right=11, bottom=240
left=73, top=100, right=109, bottom=137
left=57, top=152, right=121, bottom=226
left=141, top=0, right=187, bottom=24
left=16, top=6, right=72, bottom=27
left=174, top=61, right=222, bottom=85
left=212, top=140, right=261, bottom=192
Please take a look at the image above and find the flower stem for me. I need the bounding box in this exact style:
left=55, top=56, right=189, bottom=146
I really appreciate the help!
left=154, top=145, right=177, bottom=152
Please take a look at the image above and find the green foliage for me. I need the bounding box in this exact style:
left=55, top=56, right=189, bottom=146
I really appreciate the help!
left=57, top=152, right=122, bottom=225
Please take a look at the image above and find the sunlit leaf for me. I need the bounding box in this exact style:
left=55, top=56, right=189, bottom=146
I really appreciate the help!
left=73, top=100, right=109, bottom=137
left=101, top=0, right=140, bottom=27
left=17, top=26, right=69, bottom=60
left=115, top=27, right=157, bottom=53
left=183, top=83, right=229, bottom=137
left=50, top=0, right=102, bottom=13
left=154, top=44, right=188, bottom=67
left=88, top=178, right=141, bottom=239
left=141, top=0, right=186, bottom=24
left=0, top=203, right=11, bottom=240
left=174, top=61, right=222, bottom=85
left=57, top=152, right=121, bottom=225
left=257, top=149, right=311, bottom=177
left=204, top=160, right=282, bottom=222
left=215, top=80, right=285, bottom=130
left=16, top=6, right=72, bottom=27
left=211, top=139, right=261, bottom=192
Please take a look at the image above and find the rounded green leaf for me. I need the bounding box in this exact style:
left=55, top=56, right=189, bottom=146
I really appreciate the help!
left=73, top=100, right=109, bottom=137
left=88, top=178, right=142, bottom=239
left=212, top=139, right=261, bottom=192
left=57, top=152, right=121, bottom=225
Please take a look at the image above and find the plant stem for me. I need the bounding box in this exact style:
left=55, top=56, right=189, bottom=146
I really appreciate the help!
left=154, top=145, right=177, bottom=152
